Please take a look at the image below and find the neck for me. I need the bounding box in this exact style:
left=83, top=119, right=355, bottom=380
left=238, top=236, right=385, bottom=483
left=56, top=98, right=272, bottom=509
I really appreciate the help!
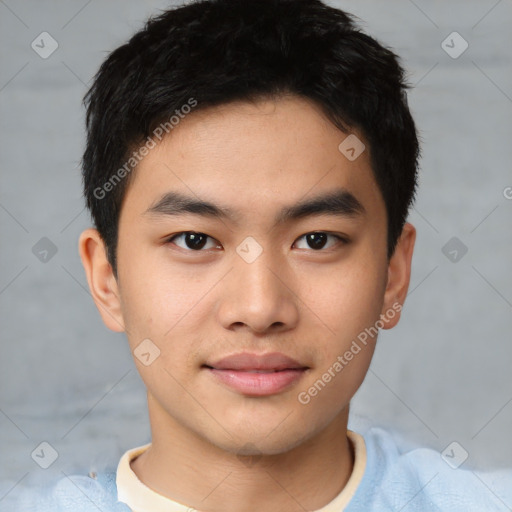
left=131, top=395, right=354, bottom=512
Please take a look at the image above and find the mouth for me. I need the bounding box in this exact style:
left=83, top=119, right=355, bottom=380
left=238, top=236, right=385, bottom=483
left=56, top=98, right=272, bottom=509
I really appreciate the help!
left=202, top=352, right=309, bottom=396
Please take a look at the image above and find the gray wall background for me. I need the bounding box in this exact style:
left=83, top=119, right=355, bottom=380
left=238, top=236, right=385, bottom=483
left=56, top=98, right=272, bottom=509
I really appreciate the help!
left=1, top=0, right=511, bottom=508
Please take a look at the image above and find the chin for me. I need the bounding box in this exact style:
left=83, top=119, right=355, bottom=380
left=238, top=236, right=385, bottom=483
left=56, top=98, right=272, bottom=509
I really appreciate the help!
left=209, top=422, right=317, bottom=458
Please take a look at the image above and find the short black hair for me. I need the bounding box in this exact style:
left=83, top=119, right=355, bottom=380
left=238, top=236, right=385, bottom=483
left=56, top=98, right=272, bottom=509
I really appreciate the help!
left=82, top=0, right=420, bottom=275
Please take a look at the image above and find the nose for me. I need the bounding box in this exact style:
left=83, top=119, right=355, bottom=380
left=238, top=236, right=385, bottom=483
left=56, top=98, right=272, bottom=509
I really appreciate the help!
left=216, top=249, right=300, bottom=334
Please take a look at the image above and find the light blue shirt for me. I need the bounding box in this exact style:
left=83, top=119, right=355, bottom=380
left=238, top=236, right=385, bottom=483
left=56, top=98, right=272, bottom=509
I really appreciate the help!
left=19, top=427, right=512, bottom=511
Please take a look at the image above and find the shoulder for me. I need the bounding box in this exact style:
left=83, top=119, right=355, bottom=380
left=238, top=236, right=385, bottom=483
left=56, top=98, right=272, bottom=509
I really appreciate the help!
left=19, top=472, right=131, bottom=512
left=347, top=427, right=512, bottom=512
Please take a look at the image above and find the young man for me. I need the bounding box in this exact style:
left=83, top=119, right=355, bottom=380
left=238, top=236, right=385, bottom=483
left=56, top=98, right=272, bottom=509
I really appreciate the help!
left=28, top=0, right=511, bottom=510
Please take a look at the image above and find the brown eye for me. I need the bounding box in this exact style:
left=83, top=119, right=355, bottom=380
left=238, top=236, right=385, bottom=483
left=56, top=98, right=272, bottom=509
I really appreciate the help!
left=168, top=232, right=220, bottom=251
left=294, top=232, right=347, bottom=250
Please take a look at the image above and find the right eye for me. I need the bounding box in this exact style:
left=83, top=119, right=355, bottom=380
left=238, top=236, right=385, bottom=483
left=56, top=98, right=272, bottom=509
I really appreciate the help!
left=165, top=231, right=222, bottom=251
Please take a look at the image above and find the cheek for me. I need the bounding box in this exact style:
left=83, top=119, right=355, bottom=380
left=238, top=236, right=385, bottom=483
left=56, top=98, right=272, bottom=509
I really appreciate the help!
left=294, top=254, right=385, bottom=404
left=117, top=250, right=200, bottom=349
left=302, top=259, right=386, bottom=339
left=296, top=267, right=382, bottom=417
left=116, top=255, right=220, bottom=385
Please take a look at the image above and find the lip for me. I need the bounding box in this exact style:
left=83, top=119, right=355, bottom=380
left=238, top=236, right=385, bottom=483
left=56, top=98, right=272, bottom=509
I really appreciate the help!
left=203, top=352, right=308, bottom=396
left=208, top=352, right=306, bottom=371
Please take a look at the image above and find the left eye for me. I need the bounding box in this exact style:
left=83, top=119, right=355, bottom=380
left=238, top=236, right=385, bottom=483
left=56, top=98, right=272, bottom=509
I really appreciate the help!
left=294, top=232, right=345, bottom=250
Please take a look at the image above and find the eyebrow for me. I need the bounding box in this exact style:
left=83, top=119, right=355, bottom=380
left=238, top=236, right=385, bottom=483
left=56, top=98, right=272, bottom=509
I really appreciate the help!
left=144, top=188, right=365, bottom=225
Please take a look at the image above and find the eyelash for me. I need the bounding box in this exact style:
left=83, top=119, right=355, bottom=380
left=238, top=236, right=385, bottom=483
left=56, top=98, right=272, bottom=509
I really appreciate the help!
left=164, top=231, right=349, bottom=252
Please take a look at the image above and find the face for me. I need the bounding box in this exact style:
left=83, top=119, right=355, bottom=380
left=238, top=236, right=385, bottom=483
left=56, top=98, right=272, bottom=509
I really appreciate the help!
left=80, top=96, right=414, bottom=456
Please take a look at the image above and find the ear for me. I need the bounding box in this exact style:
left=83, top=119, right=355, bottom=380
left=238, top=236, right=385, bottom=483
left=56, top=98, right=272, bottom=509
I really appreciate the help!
left=78, top=228, right=125, bottom=332
left=380, top=222, right=416, bottom=330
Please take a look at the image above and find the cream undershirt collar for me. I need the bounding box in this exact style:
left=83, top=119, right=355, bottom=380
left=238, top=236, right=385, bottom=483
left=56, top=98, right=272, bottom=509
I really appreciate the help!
left=116, top=430, right=366, bottom=512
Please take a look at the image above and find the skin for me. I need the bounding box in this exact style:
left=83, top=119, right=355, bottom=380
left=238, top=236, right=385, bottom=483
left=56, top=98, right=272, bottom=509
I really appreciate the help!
left=79, top=96, right=415, bottom=512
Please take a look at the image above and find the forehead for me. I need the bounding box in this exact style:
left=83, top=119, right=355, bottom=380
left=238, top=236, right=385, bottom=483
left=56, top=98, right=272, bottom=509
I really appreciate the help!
left=121, top=96, right=384, bottom=224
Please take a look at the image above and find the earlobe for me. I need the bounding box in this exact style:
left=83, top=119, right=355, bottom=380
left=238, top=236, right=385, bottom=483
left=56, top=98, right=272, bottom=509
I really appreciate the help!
left=380, top=222, right=416, bottom=330
left=78, top=228, right=125, bottom=332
